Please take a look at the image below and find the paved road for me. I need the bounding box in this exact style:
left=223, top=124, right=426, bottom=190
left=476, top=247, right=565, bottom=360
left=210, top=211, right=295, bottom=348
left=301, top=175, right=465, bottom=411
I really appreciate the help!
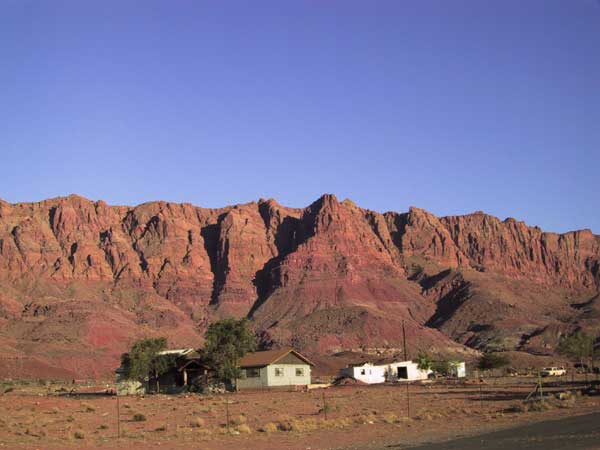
left=385, top=412, right=600, bottom=450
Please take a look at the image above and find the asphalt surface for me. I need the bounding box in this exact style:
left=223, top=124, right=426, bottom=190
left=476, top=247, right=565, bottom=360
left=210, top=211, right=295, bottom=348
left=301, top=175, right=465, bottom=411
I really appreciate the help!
left=386, top=412, right=600, bottom=450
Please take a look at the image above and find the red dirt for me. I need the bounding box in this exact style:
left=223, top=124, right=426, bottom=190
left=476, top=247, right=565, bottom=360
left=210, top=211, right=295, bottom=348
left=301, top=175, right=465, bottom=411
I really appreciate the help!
left=1, top=378, right=599, bottom=450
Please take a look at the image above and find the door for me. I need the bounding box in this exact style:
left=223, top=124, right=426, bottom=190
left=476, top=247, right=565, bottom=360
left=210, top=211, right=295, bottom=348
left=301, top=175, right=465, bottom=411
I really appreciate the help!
left=397, top=366, right=408, bottom=379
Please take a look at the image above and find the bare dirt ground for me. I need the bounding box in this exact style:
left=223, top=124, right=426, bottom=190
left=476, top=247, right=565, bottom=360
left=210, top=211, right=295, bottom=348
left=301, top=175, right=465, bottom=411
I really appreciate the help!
left=1, top=377, right=599, bottom=450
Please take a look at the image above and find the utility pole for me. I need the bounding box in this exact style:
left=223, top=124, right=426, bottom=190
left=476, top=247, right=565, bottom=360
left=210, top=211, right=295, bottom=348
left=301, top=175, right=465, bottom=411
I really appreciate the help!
left=402, top=320, right=408, bottom=361
left=402, top=320, right=410, bottom=418
left=116, top=390, right=121, bottom=439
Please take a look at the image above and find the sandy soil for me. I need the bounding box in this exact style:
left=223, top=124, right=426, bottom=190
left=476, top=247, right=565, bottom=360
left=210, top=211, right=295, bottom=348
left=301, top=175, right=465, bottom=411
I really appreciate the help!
left=1, top=377, right=599, bottom=450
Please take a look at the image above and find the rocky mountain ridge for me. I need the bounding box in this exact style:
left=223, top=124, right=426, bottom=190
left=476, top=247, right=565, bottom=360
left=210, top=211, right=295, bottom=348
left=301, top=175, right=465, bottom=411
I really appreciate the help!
left=0, top=194, right=598, bottom=378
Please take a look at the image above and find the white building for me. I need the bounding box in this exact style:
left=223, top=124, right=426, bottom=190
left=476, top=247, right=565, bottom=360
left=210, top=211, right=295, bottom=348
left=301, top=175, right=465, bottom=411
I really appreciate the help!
left=340, top=360, right=432, bottom=384
left=449, top=361, right=466, bottom=378
left=341, top=363, right=387, bottom=384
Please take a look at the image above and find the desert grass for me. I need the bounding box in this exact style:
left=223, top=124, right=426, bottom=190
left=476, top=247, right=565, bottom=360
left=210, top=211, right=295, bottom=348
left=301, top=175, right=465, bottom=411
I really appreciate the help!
left=190, top=417, right=205, bottom=428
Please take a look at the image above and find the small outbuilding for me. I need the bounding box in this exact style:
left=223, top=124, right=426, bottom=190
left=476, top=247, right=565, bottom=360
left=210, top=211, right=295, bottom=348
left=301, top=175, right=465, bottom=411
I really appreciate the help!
left=236, top=348, right=314, bottom=390
left=340, top=360, right=432, bottom=384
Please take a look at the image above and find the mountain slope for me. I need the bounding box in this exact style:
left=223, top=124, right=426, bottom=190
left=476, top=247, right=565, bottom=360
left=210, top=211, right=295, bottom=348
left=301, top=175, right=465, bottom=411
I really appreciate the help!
left=0, top=194, right=598, bottom=378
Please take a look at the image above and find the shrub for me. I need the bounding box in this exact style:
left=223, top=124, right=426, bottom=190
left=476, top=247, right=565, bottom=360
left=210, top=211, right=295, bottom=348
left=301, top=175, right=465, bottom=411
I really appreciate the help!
left=236, top=424, right=252, bottom=434
left=81, top=403, right=95, bottom=412
left=98, top=424, right=109, bottom=430
left=155, top=425, right=167, bottom=432
left=259, top=422, right=278, bottom=433
left=276, top=419, right=293, bottom=432
left=231, top=414, right=246, bottom=426
left=190, top=417, right=205, bottom=428
left=73, top=431, right=85, bottom=439
left=133, top=413, right=147, bottom=422
left=478, top=353, right=510, bottom=371
left=382, top=413, right=399, bottom=424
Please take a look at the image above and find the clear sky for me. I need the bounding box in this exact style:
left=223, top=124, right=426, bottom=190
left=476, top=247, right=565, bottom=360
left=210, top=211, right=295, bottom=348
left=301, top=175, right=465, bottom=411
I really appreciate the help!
left=1, top=1, right=598, bottom=233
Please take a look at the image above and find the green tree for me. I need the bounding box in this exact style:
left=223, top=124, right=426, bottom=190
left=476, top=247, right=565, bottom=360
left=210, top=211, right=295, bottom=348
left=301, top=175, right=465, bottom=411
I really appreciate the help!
left=120, top=337, right=175, bottom=391
left=432, top=360, right=450, bottom=376
left=477, top=352, right=510, bottom=372
left=557, top=331, right=594, bottom=371
left=204, top=318, right=257, bottom=385
left=414, top=352, right=433, bottom=372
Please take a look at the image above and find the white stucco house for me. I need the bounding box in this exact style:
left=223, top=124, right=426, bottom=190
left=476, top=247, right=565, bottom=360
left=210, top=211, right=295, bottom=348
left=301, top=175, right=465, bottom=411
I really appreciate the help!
left=340, top=360, right=432, bottom=384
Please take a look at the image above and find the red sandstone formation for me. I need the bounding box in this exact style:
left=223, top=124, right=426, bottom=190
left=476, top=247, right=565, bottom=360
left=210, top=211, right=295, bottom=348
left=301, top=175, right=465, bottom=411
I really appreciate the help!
left=0, top=194, right=597, bottom=378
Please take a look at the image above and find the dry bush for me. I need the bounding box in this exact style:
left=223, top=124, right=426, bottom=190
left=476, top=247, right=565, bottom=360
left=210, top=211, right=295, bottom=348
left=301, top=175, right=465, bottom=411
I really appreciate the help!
left=98, top=424, right=108, bottom=430
left=154, top=425, right=167, bottom=432
left=73, top=431, right=85, bottom=439
left=290, top=418, right=321, bottom=432
left=507, top=402, right=526, bottom=413
left=354, top=413, right=377, bottom=424
left=66, top=416, right=75, bottom=422
left=382, top=413, right=399, bottom=424
left=236, top=424, right=252, bottom=434
left=259, top=422, right=278, bottom=433
left=276, top=420, right=293, bottom=432
left=80, top=403, right=95, bottom=412
left=133, top=413, right=147, bottom=422
left=190, top=417, right=205, bottom=428
left=329, top=418, right=352, bottom=428
left=231, top=414, right=247, bottom=426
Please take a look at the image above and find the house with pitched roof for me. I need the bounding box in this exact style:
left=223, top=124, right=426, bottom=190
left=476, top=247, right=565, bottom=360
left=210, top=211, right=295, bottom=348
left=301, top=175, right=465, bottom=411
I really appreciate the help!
left=236, top=348, right=314, bottom=390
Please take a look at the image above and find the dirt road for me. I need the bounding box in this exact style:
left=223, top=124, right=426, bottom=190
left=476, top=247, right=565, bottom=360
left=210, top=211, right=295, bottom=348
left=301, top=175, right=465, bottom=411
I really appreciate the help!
left=385, top=412, right=600, bottom=450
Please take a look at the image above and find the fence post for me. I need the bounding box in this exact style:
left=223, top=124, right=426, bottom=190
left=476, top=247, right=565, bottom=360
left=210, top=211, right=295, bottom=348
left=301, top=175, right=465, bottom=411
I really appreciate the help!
left=225, top=397, right=230, bottom=433
left=406, top=382, right=410, bottom=418
left=322, top=389, right=328, bottom=420
left=116, top=390, right=121, bottom=439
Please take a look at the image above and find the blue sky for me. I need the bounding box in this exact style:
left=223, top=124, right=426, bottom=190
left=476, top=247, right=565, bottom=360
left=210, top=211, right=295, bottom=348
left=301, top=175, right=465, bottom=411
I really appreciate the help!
left=1, top=1, right=598, bottom=233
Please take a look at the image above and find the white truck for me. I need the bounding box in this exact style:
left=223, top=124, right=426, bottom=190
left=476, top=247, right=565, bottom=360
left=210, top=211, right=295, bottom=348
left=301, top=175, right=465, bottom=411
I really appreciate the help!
left=540, top=367, right=567, bottom=377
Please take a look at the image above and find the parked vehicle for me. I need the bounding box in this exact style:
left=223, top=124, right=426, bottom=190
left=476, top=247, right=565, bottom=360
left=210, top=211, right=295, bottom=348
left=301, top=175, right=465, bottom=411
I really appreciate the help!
left=540, top=367, right=567, bottom=377
left=583, top=381, right=600, bottom=396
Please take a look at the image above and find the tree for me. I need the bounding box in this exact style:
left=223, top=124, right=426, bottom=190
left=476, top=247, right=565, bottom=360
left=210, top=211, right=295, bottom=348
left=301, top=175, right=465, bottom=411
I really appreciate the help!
left=120, top=337, right=176, bottom=391
left=557, top=331, right=594, bottom=371
left=414, top=352, right=432, bottom=372
left=204, top=318, right=257, bottom=385
left=432, top=360, right=451, bottom=376
left=477, top=352, right=510, bottom=372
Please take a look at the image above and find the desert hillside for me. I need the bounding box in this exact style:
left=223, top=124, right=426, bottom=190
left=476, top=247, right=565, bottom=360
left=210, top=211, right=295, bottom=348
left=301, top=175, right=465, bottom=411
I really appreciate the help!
left=0, top=194, right=598, bottom=378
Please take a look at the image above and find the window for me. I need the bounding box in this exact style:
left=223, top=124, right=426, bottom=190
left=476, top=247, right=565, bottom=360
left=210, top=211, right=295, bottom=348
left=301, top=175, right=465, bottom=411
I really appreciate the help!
left=360, top=369, right=366, bottom=375
left=274, top=367, right=284, bottom=377
left=295, top=368, right=304, bottom=377
left=246, top=368, right=260, bottom=378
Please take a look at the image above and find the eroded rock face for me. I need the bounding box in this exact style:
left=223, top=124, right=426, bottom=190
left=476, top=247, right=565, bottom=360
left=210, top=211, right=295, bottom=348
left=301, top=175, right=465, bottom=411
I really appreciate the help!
left=0, top=194, right=598, bottom=378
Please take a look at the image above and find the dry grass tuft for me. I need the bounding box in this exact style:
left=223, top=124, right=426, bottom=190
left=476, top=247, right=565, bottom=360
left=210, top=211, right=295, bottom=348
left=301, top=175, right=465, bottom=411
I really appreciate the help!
left=236, top=424, right=252, bottom=434
left=190, top=417, right=205, bottom=428
left=259, top=422, right=278, bottom=433
left=382, top=413, right=399, bottom=424
left=133, top=413, right=147, bottom=422
left=231, top=414, right=247, bottom=426
left=73, top=431, right=85, bottom=439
